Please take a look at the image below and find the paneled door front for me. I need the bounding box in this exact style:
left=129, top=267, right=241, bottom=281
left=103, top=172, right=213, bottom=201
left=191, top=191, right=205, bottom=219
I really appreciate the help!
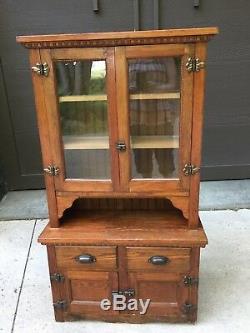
left=41, top=47, right=119, bottom=192
left=115, top=44, right=194, bottom=194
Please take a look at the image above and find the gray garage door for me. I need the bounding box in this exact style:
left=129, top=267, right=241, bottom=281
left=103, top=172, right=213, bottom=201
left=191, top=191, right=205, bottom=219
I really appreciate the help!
left=0, top=0, right=249, bottom=190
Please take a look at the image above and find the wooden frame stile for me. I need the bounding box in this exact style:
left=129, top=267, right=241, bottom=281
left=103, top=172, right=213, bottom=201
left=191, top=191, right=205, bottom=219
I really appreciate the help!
left=47, top=246, right=65, bottom=321
left=117, top=246, right=129, bottom=294
left=106, top=47, right=120, bottom=192
left=115, top=46, right=130, bottom=192
left=40, top=47, right=119, bottom=194
left=188, top=247, right=201, bottom=322
left=188, top=42, right=207, bottom=228
left=29, top=49, right=59, bottom=227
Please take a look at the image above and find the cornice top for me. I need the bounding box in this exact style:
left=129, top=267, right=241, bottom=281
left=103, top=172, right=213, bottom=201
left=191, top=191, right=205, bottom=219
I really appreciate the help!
left=17, top=27, right=218, bottom=49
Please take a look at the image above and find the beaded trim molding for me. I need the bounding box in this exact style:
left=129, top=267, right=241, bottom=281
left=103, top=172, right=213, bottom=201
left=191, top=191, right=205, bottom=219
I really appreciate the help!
left=22, top=35, right=212, bottom=49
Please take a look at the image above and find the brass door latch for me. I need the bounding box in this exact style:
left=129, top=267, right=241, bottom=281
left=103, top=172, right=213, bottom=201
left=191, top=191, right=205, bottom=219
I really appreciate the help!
left=183, top=164, right=200, bottom=176
left=43, top=165, right=59, bottom=176
left=186, top=57, right=205, bottom=72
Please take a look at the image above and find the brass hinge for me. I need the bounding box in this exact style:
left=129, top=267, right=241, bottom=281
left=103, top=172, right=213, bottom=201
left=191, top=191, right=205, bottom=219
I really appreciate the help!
left=183, top=163, right=200, bottom=176
left=183, top=276, right=199, bottom=287
left=181, top=302, right=197, bottom=314
left=50, top=273, right=65, bottom=283
left=112, top=289, right=135, bottom=298
left=186, top=57, right=205, bottom=72
left=43, top=165, right=59, bottom=176
left=53, top=300, right=67, bottom=310
left=31, top=62, right=50, bottom=77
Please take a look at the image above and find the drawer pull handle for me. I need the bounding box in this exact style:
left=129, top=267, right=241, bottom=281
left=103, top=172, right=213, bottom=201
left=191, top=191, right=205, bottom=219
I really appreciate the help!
left=75, top=254, right=96, bottom=264
left=148, top=255, right=169, bottom=265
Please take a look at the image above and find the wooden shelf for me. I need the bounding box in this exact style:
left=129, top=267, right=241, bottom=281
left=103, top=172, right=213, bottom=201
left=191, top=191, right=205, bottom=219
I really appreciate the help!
left=130, top=92, right=180, bottom=100
left=59, top=92, right=180, bottom=103
left=38, top=210, right=207, bottom=247
left=59, top=95, right=107, bottom=102
left=63, top=135, right=179, bottom=150
left=63, top=136, right=109, bottom=149
left=132, top=136, right=179, bottom=149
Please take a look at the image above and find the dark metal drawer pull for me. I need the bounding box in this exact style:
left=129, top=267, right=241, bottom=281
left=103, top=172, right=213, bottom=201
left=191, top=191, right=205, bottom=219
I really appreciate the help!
left=75, top=254, right=96, bottom=264
left=148, top=255, right=170, bottom=265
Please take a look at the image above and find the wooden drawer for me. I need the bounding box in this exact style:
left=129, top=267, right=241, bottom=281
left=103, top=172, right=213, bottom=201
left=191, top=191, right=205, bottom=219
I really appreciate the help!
left=127, top=247, right=191, bottom=272
left=55, top=246, right=117, bottom=271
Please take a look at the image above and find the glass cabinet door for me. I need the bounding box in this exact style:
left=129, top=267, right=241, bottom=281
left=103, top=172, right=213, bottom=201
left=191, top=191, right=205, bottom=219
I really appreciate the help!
left=41, top=46, right=193, bottom=193
left=128, top=57, right=180, bottom=179
left=116, top=45, right=194, bottom=192
left=41, top=48, right=118, bottom=192
left=56, top=59, right=110, bottom=180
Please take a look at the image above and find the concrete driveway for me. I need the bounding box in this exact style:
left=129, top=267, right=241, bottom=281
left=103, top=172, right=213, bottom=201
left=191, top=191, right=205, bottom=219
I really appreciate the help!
left=1, top=209, right=250, bottom=333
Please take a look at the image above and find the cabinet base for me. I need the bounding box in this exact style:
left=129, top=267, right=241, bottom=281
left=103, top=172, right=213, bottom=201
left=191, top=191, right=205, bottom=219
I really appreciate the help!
left=39, top=211, right=206, bottom=323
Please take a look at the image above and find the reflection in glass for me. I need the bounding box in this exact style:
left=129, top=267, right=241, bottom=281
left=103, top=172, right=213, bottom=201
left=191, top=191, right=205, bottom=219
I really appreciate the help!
left=128, top=57, right=181, bottom=179
left=55, top=60, right=110, bottom=179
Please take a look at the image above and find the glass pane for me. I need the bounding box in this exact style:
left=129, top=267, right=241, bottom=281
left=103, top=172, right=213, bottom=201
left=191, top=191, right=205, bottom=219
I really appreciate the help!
left=128, top=57, right=181, bottom=179
left=55, top=60, right=110, bottom=179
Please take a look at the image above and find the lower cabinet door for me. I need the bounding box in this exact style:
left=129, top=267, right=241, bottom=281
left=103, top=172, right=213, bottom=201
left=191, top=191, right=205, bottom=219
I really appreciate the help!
left=64, top=271, right=118, bottom=317
left=128, top=272, right=189, bottom=319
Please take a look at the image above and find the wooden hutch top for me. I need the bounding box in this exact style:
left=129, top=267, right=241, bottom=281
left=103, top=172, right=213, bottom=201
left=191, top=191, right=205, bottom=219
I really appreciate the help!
left=16, top=27, right=218, bottom=49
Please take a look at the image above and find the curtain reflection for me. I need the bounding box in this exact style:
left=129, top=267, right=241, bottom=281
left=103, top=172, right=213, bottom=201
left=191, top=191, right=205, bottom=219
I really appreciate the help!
left=56, top=61, right=92, bottom=96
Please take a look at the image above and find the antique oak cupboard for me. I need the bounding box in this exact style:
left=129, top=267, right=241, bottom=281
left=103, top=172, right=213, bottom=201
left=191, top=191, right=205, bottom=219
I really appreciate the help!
left=17, top=27, right=218, bottom=323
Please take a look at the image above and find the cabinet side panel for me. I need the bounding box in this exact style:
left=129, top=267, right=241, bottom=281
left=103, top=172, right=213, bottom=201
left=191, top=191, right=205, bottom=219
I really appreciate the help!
left=29, top=49, right=58, bottom=227
left=47, top=245, right=65, bottom=321
left=189, top=43, right=207, bottom=227
left=188, top=248, right=200, bottom=322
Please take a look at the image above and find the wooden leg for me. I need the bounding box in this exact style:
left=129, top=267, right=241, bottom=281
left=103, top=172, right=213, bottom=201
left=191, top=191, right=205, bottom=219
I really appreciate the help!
left=47, top=246, right=65, bottom=322
left=188, top=247, right=201, bottom=322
